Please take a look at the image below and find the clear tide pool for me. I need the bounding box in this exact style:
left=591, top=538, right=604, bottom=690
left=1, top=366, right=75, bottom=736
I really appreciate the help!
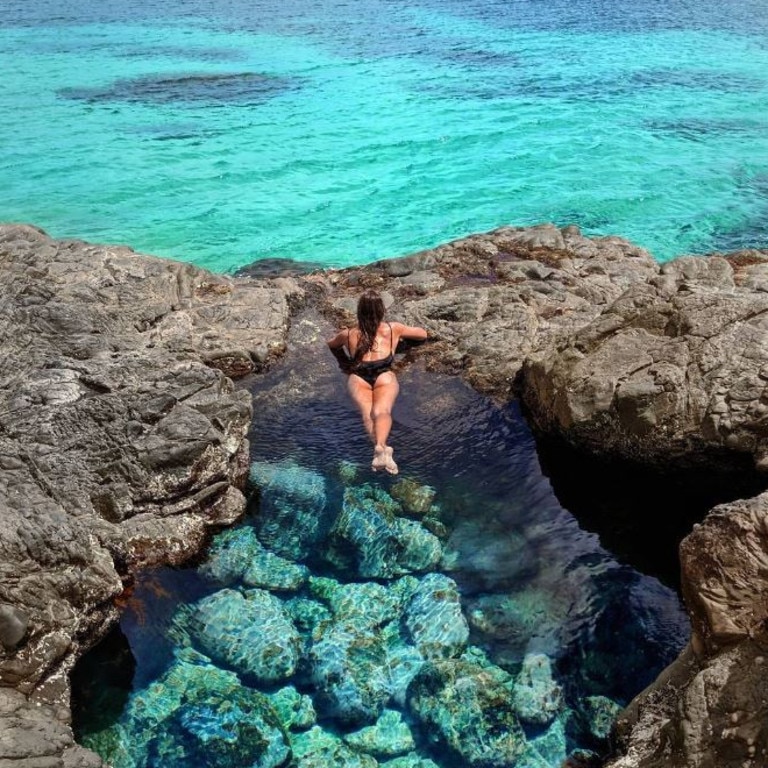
left=72, top=332, right=689, bottom=768
left=4, top=0, right=768, bottom=271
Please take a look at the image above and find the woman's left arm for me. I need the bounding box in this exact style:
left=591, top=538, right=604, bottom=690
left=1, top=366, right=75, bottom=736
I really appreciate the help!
left=327, top=328, right=350, bottom=349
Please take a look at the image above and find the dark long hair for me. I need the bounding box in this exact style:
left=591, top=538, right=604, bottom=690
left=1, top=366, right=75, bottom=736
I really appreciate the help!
left=354, top=289, right=385, bottom=362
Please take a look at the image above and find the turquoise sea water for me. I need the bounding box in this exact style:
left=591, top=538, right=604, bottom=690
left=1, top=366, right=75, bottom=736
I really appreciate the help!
left=4, top=0, right=768, bottom=271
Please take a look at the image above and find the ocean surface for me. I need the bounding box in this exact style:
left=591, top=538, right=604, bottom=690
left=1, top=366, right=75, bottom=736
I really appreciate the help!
left=4, top=0, right=768, bottom=271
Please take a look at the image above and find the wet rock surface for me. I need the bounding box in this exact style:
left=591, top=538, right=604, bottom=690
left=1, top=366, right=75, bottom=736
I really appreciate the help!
left=5, top=220, right=768, bottom=765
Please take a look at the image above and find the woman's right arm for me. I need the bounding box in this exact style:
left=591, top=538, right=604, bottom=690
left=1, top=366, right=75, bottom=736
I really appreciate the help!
left=394, top=322, right=428, bottom=341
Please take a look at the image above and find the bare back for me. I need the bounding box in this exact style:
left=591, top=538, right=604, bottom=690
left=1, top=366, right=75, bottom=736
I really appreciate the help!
left=348, top=323, right=396, bottom=363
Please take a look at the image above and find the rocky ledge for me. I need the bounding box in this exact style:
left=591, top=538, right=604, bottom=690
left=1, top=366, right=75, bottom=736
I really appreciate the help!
left=0, top=224, right=300, bottom=766
left=2, top=221, right=768, bottom=767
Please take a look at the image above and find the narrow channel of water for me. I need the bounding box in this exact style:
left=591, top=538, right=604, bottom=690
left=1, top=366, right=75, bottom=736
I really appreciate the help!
left=72, top=322, right=689, bottom=767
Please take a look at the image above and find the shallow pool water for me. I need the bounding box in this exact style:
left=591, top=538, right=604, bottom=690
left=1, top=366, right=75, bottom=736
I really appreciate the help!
left=73, top=331, right=689, bottom=767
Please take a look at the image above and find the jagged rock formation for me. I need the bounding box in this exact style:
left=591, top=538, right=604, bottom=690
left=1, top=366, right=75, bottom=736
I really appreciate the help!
left=0, top=224, right=299, bottom=766
left=320, top=222, right=659, bottom=397
left=609, top=492, right=768, bottom=768
left=3, top=220, right=768, bottom=767
left=520, top=251, right=768, bottom=478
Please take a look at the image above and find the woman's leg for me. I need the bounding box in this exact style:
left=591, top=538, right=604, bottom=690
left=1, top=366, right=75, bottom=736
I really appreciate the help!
left=371, top=372, right=399, bottom=448
left=372, top=373, right=400, bottom=473
left=347, top=374, right=375, bottom=442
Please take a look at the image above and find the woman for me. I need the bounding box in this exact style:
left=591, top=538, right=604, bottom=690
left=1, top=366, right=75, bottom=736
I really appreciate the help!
left=327, top=290, right=427, bottom=474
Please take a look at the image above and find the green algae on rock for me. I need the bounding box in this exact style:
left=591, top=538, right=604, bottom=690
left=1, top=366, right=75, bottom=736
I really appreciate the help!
left=187, top=588, right=301, bottom=683
left=249, top=460, right=329, bottom=561
left=406, top=659, right=527, bottom=767
left=198, top=525, right=309, bottom=591
left=81, top=648, right=289, bottom=768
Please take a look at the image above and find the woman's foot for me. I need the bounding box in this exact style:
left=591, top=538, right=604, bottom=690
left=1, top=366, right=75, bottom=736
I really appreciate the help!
left=372, top=445, right=388, bottom=472
left=383, top=446, right=398, bottom=475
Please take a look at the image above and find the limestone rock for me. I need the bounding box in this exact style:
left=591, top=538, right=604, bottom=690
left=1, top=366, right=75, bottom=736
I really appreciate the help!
left=680, top=491, right=768, bottom=654
left=327, top=223, right=658, bottom=397
left=520, top=253, right=768, bottom=476
left=608, top=494, right=768, bottom=767
left=0, top=224, right=295, bottom=763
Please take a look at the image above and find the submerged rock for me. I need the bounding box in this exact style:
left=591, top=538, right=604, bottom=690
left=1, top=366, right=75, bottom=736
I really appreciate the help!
left=249, top=460, right=329, bottom=561
left=198, top=525, right=308, bottom=590
left=309, top=621, right=391, bottom=725
left=343, top=708, right=416, bottom=757
left=404, top=573, right=469, bottom=660
left=390, top=478, right=438, bottom=517
left=406, top=659, right=527, bottom=767
left=379, top=755, right=441, bottom=768
left=512, top=653, right=563, bottom=726
left=188, top=588, right=300, bottom=683
left=324, top=485, right=442, bottom=578
left=290, top=725, right=378, bottom=768
left=82, top=648, right=289, bottom=768
left=267, top=685, right=316, bottom=732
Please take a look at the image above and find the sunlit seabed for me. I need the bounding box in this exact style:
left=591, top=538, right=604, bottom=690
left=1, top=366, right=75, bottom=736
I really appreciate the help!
left=73, top=358, right=689, bottom=768
left=4, top=0, right=768, bottom=270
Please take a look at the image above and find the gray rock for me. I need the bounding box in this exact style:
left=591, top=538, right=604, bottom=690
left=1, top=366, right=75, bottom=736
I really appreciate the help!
left=0, top=604, right=28, bottom=651
left=608, top=493, right=768, bottom=767
left=520, top=253, right=768, bottom=475
left=8, top=219, right=768, bottom=768
left=0, top=224, right=299, bottom=764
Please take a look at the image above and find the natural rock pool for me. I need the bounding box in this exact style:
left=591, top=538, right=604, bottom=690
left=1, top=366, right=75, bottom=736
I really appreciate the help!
left=72, top=318, right=689, bottom=768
